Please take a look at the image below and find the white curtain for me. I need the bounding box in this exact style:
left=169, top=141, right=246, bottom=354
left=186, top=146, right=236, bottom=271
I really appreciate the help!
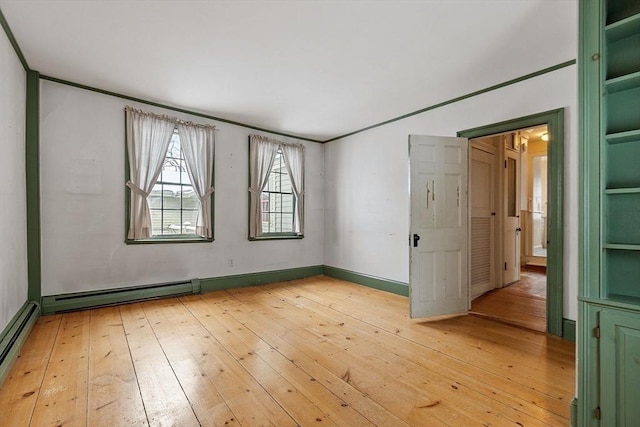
left=125, top=108, right=175, bottom=239
left=248, top=135, right=280, bottom=238
left=281, top=143, right=305, bottom=235
left=178, top=123, right=215, bottom=238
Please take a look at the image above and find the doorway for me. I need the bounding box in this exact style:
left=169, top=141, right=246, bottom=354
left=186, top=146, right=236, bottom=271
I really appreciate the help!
left=467, top=125, right=548, bottom=332
left=458, top=109, right=564, bottom=336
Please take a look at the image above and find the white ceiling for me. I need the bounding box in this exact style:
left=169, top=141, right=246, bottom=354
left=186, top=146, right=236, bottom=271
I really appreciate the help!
left=0, top=0, right=577, bottom=141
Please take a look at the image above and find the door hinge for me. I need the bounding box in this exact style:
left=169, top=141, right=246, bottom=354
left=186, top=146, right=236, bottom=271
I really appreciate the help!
left=504, top=262, right=507, bottom=271
left=593, top=326, right=600, bottom=339
left=504, top=160, right=507, bottom=168
left=594, top=406, right=601, bottom=420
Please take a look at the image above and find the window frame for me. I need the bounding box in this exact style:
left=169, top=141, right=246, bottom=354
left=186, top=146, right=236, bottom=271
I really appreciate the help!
left=248, top=137, right=304, bottom=241
left=124, top=114, right=214, bottom=245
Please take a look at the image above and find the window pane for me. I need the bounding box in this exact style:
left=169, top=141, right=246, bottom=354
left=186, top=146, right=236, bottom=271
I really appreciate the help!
left=150, top=209, right=162, bottom=235
left=182, top=209, right=199, bottom=234
left=167, top=133, right=181, bottom=158
left=180, top=159, right=191, bottom=185
left=163, top=185, right=181, bottom=210
left=268, top=212, right=278, bottom=233
left=182, top=187, right=199, bottom=209
left=271, top=172, right=281, bottom=192
left=281, top=194, right=294, bottom=211
left=281, top=213, right=294, bottom=233
left=162, top=160, right=181, bottom=184
left=162, top=210, right=182, bottom=234
left=149, top=184, right=163, bottom=209
left=269, top=192, right=279, bottom=211
left=280, top=172, right=292, bottom=193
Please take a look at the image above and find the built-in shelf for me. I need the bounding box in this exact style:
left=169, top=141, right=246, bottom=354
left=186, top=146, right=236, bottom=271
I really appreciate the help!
left=604, top=187, right=640, bottom=194
left=579, top=295, right=640, bottom=312
left=606, top=71, right=640, bottom=93
left=604, top=243, right=640, bottom=251
left=606, top=129, right=640, bottom=144
left=604, top=294, right=640, bottom=307
left=606, top=12, right=640, bottom=42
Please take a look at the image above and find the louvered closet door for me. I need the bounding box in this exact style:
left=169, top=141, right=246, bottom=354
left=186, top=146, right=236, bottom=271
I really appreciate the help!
left=470, top=146, right=496, bottom=299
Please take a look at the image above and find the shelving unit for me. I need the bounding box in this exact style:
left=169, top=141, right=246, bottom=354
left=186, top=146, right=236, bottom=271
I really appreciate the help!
left=579, top=0, right=640, bottom=426
left=602, top=3, right=640, bottom=299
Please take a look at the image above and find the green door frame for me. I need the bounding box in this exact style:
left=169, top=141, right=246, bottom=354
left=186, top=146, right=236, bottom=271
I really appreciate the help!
left=458, top=108, right=565, bottom=337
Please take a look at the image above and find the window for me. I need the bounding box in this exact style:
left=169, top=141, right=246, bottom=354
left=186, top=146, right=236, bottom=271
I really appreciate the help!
left=261, top=150, right=296, bottom=234
left=125, top=107, right=215, bottom=243
left=148, top=129, right=200, bottom=236
left=248, top=135, right=305, bottom=239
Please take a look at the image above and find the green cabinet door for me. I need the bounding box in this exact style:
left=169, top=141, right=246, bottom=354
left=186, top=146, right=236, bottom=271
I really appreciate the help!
left=600, top=309, right=640, bottom=426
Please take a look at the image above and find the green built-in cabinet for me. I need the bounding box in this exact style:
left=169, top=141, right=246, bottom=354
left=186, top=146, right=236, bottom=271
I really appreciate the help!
left=579, top=0, right=640, bottom=426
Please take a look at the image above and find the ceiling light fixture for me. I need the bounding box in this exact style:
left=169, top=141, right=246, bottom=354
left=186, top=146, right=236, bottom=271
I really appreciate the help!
left=541, top=132, right=549, bottom=141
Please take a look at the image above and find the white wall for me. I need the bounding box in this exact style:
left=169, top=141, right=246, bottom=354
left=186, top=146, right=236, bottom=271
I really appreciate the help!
left=40, top=81, right=324, bottom=296
left=0, top=28, right=28, bottom=332
left=324, top=66, right=579, bottom=321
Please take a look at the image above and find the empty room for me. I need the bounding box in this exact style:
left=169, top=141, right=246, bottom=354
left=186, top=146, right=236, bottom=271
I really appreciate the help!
left=1, top=1, right=638, bottom=426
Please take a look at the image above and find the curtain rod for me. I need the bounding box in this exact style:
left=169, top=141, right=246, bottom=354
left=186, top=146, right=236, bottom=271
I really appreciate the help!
left=251, top=134, right=305, bottom=148
left=124, top=106, right=218, bottom=130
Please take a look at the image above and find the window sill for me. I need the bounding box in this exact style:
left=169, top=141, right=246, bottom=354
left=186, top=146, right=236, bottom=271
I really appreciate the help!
left=249, top=235, right=304, bottom=241
left=126, top=236, right=213, bottom=245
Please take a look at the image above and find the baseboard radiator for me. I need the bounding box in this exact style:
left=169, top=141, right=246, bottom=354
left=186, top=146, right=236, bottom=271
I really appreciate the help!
left=0, top=302, right=40, bottom=386
left=41, top=279, right=201, bottom=315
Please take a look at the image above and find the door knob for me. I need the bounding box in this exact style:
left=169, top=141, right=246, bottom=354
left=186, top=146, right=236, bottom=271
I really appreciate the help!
left=516, top=227, right=522, bottom=232
left=413, top=234, right=421, bottom=247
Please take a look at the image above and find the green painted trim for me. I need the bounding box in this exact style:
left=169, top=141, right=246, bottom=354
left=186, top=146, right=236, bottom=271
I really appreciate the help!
left=563, top=318, right=576, bottom=341
left=323, top=266, right=409, bottom=297
left=26, top=70, right=41, bottom=303
left=578, top=302, right=601, bottom=427
left=458, top=108, right=565, bottom=337
left=249, top=235, right=304, bottom=241
left=577, top=3, right=604, bottom=425
left=191, top=278, right=201, bottom=294
left=200, top=265, right=323, bottom=292
left=39, top=74, right=322, bottom=144
left=324, top=60, right=576, bottom=143
left=0, top=6, right=29, bottom=71
left=0, top=302, right=40, bottom=386
left=125, top=238, right=214, bottom=245
left=578, top=0, right=602, bottom=303
left=41, top=280, right=200, bottom=315
left=570, top=397, right=578, bottom=427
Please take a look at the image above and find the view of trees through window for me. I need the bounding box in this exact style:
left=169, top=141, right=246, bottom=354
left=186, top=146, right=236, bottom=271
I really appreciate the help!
left=261, top=150, right=295, bottom=233
left=148, top=130, right=200, bottom=236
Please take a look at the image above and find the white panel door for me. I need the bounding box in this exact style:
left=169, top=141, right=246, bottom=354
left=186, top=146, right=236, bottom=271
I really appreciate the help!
left=504, top=149, right=521, bottom=285
left=409, top=135, right=469, bottom=318
left=470, top=146, right=496, bottom=299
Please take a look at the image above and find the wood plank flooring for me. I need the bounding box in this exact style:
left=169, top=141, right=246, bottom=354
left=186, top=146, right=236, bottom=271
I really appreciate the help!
left=470, top=270, right=547, bottom=332
left=0, top=276, right=575, bottom=426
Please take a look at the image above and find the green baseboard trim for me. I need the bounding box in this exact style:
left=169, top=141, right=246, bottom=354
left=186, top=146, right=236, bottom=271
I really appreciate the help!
left=41, top=279, right=200, bottom=314
left=0, top=301, right=40, bottom=386
left=570, top=397, right=578, bottom=427
left=563, top=318, right=576, bottom=341
left=200, top=265, right=324, bottom=292
left=323, top=266, right=409, bottom=297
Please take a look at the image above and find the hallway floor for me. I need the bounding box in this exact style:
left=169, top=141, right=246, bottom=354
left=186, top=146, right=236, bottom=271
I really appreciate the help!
left=470, top=270, right=546, bottom=332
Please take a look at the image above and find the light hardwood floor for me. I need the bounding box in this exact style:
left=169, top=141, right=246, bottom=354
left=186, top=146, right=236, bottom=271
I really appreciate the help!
left=0, top=276, right=575, bottom=426
left=470, top=270, right=547, bottom=332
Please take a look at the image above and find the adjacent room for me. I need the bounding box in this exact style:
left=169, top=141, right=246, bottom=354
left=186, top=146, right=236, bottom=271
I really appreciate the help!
left=4, top=1, right=632, bottom=426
